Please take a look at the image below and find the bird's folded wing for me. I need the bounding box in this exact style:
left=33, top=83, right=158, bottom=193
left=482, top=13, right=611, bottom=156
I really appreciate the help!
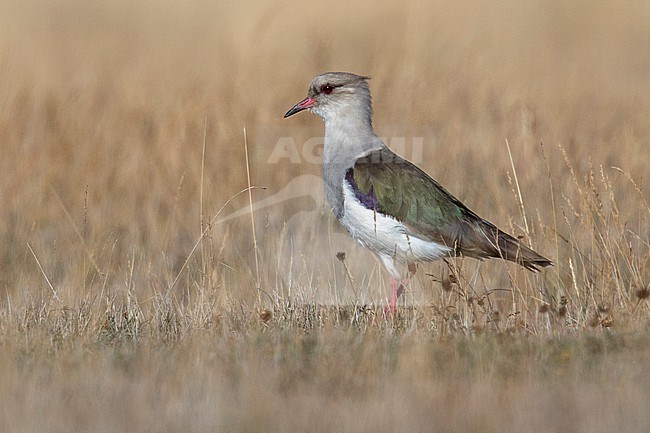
left=347, top=148, right=510, bottom=259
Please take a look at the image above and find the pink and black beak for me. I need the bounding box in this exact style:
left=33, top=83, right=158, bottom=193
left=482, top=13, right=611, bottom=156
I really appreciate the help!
left=284, top=97, right=316, bottom=118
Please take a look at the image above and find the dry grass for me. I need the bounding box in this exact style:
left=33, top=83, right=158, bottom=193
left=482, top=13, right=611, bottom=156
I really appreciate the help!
left=0, top=0, right=648, bottom=431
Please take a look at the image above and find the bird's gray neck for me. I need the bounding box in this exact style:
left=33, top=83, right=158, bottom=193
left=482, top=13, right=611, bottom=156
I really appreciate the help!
left=321, top=113, right=385, bottom=218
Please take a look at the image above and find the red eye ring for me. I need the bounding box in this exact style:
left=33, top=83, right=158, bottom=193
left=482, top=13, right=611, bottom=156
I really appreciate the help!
left=320, top=84, right=334, bottom=94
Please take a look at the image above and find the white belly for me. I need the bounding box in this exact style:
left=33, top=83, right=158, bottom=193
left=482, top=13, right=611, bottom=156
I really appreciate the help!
left=338, top=183, right=451, bottom=275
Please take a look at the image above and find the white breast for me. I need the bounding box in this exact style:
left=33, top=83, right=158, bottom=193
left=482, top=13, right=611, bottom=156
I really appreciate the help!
left=338, top=182, right=451, bottom=276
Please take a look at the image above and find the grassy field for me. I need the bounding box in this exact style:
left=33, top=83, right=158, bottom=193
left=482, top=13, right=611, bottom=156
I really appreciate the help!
left=0, top=0, right=648, bottom=431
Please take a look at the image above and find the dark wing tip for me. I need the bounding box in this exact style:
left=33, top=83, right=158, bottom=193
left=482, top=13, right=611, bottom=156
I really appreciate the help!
left=522, top=258, right=554, bottom=272
left=488, top=225, right=553, bottom=272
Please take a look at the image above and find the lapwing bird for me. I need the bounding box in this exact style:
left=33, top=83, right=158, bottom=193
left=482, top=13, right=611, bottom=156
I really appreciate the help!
left=284, top=72, right=552, bottom=313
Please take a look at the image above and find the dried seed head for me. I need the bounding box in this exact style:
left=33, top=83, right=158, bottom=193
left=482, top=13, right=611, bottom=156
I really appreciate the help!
left=357, top=305, right=371, bottom=315
left=635, top=286, right=649, bottom=300
left=439, top=274, right=456, bottom=292
left=539, top=303, right=550, bottom=314
left=259, top=309, right=272, bottom=323
left=557, top=296, right=569, bottom=317
left=336, top=251, right=346, bottom=262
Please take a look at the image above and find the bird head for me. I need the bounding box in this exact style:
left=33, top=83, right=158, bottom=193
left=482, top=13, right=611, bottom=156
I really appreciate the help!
left=284, top=72, right=372, bottom=123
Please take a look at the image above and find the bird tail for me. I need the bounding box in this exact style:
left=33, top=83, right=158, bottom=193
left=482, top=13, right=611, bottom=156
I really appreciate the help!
left=491, top=227, right=552, bottom=271
left=468, top=221, right=552, bottom=271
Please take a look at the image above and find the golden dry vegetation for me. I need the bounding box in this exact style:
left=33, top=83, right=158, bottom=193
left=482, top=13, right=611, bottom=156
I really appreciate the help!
left=0, top=0, right=648, bottom=431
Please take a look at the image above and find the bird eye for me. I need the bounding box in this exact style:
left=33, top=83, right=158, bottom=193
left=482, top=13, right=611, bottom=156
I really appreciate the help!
left=320, top=84, right=334, bottom=94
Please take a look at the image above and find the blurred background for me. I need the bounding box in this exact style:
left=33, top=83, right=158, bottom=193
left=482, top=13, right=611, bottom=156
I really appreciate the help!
left=0, top=0, right=648, bottom=307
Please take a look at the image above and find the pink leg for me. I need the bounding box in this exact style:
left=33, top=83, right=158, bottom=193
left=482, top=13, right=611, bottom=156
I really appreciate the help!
left=384, top=276, right=408, bottom=315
